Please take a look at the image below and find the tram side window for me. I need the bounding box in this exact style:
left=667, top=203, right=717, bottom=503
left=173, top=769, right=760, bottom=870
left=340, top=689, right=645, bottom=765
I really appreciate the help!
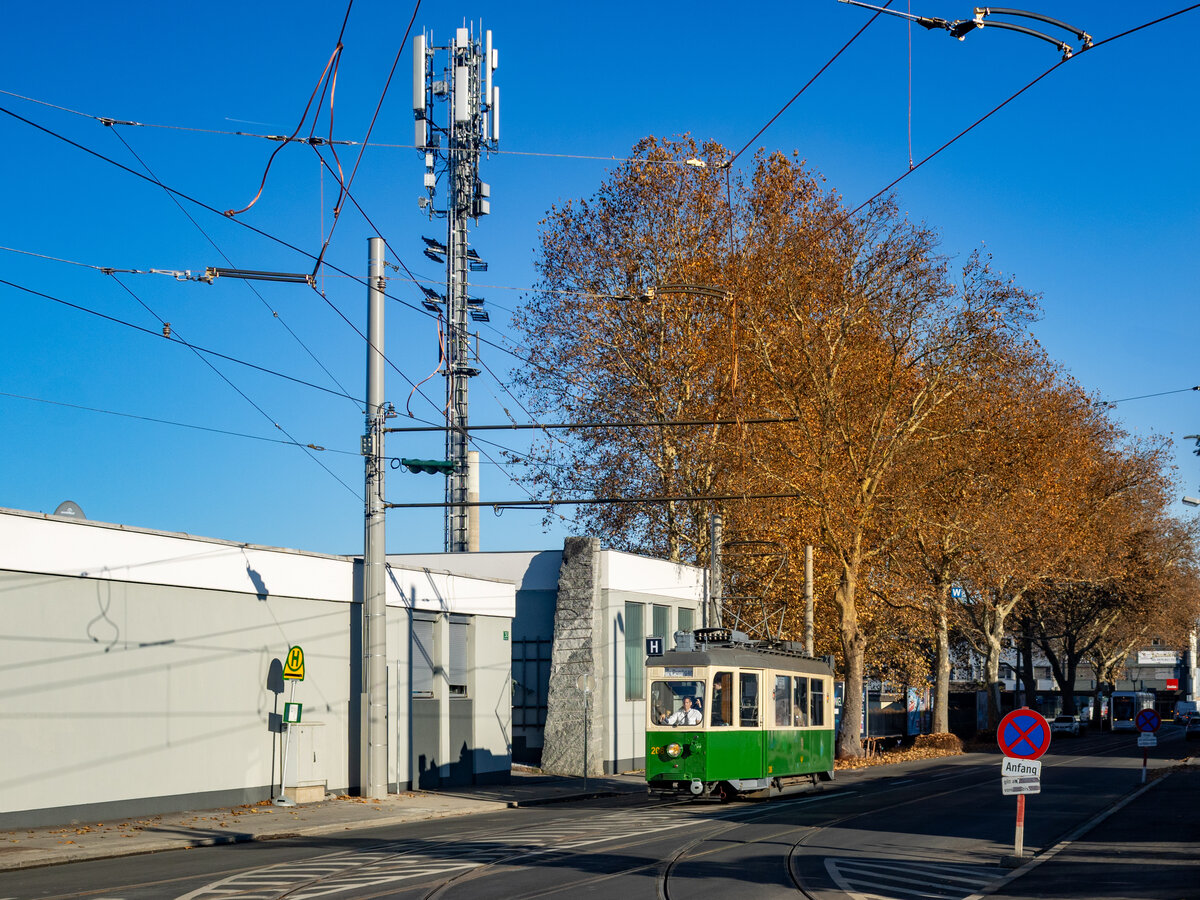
left=712, top=671, right=733, bottom=726
left=775, top=675, right=792, bottom=727
left=740, top=672, right=759, bottom=727
left=793, top=676, right=809, bottom=726
left=810, top=678, right=826, bottom=727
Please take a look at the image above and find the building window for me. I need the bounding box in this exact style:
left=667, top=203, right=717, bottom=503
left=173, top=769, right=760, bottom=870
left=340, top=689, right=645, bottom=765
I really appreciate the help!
left=412, top=616, right=435, bottom=698
left=652, top=604, right=670, bottom=645
left=625, top=601, right=645, bottom=700
left=677, top=606, right=694, bottom=635
left=449, top=615, right=468, bottom=697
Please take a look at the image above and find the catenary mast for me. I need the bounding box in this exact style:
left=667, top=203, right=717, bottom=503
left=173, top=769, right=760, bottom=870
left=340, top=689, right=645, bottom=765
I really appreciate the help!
left=413, top=25, right=498, bottom=552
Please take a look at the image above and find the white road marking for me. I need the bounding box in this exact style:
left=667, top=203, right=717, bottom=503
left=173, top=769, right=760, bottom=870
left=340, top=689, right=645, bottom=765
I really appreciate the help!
left=825, top=857, right=1007, bottom=900
left=176, top=807, right=702, bottom=899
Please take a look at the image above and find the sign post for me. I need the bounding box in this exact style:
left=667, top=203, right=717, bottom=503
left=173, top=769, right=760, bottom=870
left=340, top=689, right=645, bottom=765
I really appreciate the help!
left=276, top=646, right=305, bottom=807
left=576, top=673, right=596, bottom=792
left=997, top=708, right=1051, bottom=864
left=1135, top=708, right=1161, bottom=785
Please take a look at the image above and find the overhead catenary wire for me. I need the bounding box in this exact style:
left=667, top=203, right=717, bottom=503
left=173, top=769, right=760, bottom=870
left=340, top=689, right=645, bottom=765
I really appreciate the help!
left=310, top=0, right=422, bottom=276
left=1101, top=386, right=1200, bottom=406
left=726, top=0, right=894, bottom=166
left=0, top=389, right=352, bottom=454
left=385, top=491, right=806, bottom=510
left=841, top=4, right=1200, bottom=220
left=0, top=275, right=363, bottom=403
left=0, top=87, right=713, bottom=165
left=224, top=1, right=355, bottom=219
left=108, top=273, right=361, bottom=499
left=9, top=6, right=1192, bottom=523
left=105, top=124, right=357, bottom=404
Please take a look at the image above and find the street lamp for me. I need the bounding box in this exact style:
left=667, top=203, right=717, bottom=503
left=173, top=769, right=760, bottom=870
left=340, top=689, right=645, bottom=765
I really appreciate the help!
left=1183, top=497, right=1200, bottom=507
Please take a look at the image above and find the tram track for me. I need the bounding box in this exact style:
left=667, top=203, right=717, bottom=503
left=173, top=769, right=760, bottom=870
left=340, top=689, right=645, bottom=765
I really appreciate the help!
left=660, top=740, right=1159, bottom=900
left=19, top=741, right=1171, bottom=900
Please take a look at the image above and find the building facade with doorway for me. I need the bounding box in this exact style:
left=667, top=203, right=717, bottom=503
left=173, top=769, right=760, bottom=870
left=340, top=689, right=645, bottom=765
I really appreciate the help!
left=0, top=507, right=514, bottom=829
left=393, top=536, right=707, bottom=775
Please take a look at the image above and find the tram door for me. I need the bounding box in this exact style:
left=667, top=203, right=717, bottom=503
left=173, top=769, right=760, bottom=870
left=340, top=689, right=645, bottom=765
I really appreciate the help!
left=739, top=669, right=765, bottom=778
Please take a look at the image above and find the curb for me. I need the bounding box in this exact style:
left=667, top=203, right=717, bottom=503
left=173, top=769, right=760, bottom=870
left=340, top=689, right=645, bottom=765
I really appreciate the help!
left=506, top=789, right=627, bottom=808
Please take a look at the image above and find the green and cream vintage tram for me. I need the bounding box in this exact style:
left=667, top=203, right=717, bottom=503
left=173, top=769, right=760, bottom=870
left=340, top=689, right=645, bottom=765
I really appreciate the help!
left=645, top=628, right=835, bottom=799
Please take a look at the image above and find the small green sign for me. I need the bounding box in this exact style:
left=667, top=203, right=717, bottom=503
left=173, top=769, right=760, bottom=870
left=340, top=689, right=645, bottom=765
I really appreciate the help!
left=283, top=702, right=303, bottom=725
left=503, top=631, right=509, bottom=640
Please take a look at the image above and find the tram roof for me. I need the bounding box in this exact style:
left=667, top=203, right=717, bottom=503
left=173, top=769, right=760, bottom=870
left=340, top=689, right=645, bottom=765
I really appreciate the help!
left=649, top=644, right=832, bottom=676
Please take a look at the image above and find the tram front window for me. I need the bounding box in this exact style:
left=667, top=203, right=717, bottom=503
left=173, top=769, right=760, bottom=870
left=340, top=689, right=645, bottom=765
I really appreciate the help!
left=651, top=681, right=706, bottom=726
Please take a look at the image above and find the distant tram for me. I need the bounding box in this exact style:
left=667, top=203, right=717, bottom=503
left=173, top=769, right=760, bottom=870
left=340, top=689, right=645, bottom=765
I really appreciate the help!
left=1108, top=690, right=1155, bottom=732
left=645, top=628, right=835, bottom=800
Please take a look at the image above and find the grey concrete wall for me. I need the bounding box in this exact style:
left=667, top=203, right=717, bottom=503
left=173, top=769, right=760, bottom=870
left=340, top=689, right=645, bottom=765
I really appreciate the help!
left=0, top=570, right=352, bottom=828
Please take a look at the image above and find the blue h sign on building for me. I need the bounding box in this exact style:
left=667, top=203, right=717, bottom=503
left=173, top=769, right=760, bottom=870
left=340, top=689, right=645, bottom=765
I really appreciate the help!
left=646, top=637, right=664, bottom=657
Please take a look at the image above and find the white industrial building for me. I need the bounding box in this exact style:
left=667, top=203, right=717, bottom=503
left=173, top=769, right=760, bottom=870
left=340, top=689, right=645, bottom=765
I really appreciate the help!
left=0, top=508, right=705, bottom=828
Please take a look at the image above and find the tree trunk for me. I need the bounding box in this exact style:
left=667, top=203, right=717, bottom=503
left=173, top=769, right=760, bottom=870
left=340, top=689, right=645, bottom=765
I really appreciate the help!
left=933, top=598, right=950, bottom=734
left=1020, top=620, right=1036, bottom=709
left=983, top=615, right=1006, bottom=730
left=835, top=566, right=866, bottom=759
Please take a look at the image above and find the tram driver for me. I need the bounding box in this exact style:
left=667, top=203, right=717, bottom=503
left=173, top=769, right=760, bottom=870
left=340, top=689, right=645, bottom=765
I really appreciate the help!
left=662, top=695, right=703, bottom=726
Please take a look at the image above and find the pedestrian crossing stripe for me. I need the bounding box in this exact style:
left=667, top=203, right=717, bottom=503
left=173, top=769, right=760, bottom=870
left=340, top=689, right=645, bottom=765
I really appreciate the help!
left=824, top=857, right=1006, bottom=900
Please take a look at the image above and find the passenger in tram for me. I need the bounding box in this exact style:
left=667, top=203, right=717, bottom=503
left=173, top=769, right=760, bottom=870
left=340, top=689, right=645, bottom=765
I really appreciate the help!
left=662, top=695, right=703, bottom=726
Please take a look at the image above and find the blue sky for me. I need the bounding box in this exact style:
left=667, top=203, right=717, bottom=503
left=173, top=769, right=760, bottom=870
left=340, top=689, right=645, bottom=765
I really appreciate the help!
left=2, top=2, right=1197, bottom=555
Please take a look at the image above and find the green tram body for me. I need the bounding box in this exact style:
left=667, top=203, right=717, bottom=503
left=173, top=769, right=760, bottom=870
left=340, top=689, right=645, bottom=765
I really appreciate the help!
left=645, top=636, right=835, bottom=799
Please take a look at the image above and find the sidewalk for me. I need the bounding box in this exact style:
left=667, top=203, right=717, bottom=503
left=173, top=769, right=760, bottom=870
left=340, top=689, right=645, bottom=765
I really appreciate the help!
left=0, top=770, right=648, bottom=872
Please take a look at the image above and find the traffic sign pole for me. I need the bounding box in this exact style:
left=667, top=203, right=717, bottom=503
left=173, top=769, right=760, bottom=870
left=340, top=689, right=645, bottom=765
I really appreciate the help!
left=997, top=708, right=1050, bottom=864
left=276, top=646, right=306, bottom=807
left=1014, top=793, right=1025, bottom=858
left=1135, top=709, right=1161, bottom=785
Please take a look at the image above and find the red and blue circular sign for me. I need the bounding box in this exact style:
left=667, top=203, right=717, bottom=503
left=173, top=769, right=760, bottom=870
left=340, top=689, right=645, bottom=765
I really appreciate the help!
left=998, top=708, right=1051, bottom=760
left=1136, top=709, right=1161, bottom=733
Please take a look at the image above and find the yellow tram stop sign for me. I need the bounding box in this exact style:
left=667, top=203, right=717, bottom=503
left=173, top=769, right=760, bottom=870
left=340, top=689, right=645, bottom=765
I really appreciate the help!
left=283, top=645, right=305, bottom=680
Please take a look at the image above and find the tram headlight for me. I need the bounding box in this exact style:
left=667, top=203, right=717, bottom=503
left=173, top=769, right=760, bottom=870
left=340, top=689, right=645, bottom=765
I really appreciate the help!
left=665, top=743, right=683, bottom=758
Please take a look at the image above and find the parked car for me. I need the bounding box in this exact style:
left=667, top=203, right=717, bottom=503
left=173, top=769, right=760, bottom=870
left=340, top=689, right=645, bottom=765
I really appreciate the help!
left=1186, top=718, right=1200, bottom=741
left=1051, top=715, right=1081, bottom=737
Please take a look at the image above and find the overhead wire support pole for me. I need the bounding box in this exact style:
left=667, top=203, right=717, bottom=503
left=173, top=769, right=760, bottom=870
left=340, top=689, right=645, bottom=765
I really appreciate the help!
left=363, top=236, right=388, bottom=799
left=414, top=24, right=500, bottom=552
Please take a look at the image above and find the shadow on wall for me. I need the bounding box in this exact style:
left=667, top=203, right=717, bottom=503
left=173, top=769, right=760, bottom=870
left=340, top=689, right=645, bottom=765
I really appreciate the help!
left=266, top=657, right=285, bottom=798
left=416, top=743, right=511, bottom=790
left=247, top=565, right=269, bottom=601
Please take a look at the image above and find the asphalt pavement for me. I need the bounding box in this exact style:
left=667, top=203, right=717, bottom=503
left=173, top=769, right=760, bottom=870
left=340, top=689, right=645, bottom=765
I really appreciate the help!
left=0, top=770, right=648, bottom=873
left=978, top=756, right=1200, bottom=900
left=2, top=755, right=1197, bottom=900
